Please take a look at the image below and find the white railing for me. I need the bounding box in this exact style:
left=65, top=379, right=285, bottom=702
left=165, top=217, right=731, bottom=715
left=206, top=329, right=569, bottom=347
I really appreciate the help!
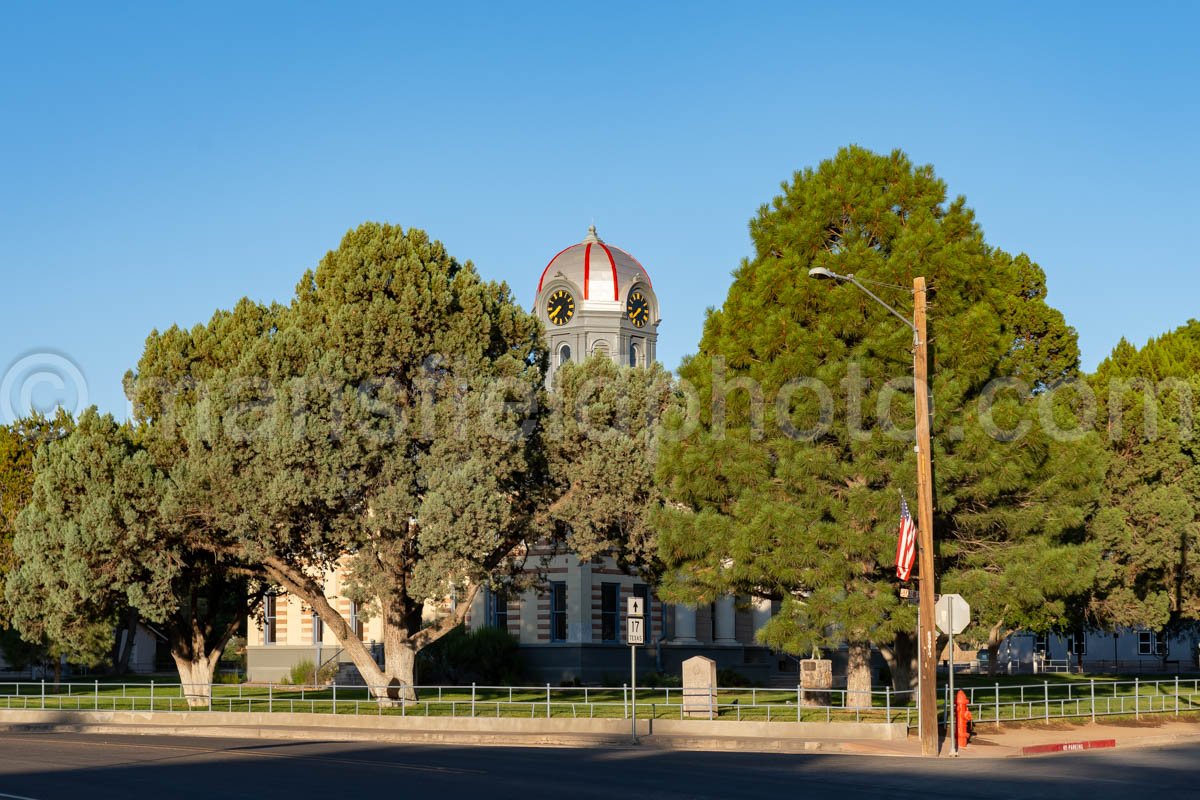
left=7, top=677, right=1192, bottom=727
left=959, top=677, right=1200, bottom=725
left=0, top=680, right=915, bottom=725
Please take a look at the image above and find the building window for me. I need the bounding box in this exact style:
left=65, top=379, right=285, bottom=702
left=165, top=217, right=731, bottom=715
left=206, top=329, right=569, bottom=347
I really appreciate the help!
left=487, top=588, right=509, bottom=631
left=311, top=612, right=323, bottom=645
left=601, top=583, right=619, bottom=642
left=1034, top=632, right=1048, bottom=654
left=550, top=582, right=567, bottom=642
left=592, top=340, right=609, bottom=358
left=629, top=341, right=641, bottom=367
left=559, top=344, right=571, bottom=367
left=349, top=601, right=364, bottom=640
left=1138, top=630, right=1164, bottom=655
left=263, top=595, right=277, bottom=645
left=1066, top=631, right=1086, bottom=656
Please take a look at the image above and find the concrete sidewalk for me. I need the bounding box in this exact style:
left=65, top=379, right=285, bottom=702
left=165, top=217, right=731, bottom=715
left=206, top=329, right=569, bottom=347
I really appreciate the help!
left=2, top=708, right=1197, bottom=759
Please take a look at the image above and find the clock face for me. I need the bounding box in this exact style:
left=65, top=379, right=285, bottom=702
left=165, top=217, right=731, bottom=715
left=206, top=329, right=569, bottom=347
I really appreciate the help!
left=626, top=290, right=650, bottom=328
left=546, top=289, right=575, bottom=326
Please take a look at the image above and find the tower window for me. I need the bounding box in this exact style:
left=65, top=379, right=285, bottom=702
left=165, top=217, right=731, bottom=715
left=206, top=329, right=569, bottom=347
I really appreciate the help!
left=559, top=344, right=571, bottom=367
left=629, top=341, right=641, bottom=367
left=592, top=340, right=609, bottom=358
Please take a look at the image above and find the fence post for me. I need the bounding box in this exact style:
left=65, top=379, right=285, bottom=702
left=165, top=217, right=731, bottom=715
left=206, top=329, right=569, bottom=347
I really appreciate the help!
left=995, top=683, right=1000, bottom=728
left=1044, top=681, right=1049, bottom=723
left=268, top=682, right=273, bottom=714
left=1176, top=676, right=1180, bottom=716
left=1090, top=679, right=1096, bottom=724
left=796, top=684, right=801, bottom=712
left=332, top=682, right=337, bottom=714
left=885, top=686, right=891, bottom=724
left=41, top=679, right=45, bottom=710
left=546, top=684, right=551, bottom=719
left=471, top=683, right=476, bottom=718
left=150, top=680, right=154, bottom=712
left=1135, top=678, right=1139, bottom=720
left=624, top=683, right=628, bottom=719
left=94, top=679, right=98, bottom=710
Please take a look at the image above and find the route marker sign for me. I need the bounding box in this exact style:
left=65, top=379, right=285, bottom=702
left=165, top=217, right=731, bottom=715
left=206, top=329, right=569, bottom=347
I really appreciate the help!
left=627, top=596, right=645, bottom=645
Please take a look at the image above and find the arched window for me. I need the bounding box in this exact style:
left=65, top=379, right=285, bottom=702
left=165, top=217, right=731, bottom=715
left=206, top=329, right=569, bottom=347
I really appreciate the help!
left=629, top=341, right=641, bottom=367
left=592, top=340, right=610, bottom=358
left=558, top=344, right=571, bottom=367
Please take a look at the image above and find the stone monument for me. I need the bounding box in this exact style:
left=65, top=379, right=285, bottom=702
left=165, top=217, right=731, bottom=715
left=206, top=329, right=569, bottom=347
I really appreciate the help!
left=682, top=655, right=718, bottom=718
left=799, top=658, right=833, bottom=707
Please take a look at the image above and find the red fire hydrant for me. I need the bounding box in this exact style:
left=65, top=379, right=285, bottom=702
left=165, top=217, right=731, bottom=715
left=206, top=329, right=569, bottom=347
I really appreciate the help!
left=955, top=690, right=972, bottom=750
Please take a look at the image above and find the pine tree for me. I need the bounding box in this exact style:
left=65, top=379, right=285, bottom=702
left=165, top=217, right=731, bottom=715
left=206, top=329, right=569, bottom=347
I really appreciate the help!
left=1088, top=320, right=1200, bottom=656
left=653, top=146, right=1103, bottom=695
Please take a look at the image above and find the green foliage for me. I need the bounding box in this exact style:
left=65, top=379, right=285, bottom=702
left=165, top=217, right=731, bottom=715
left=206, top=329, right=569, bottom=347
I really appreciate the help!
left=1087, top=321, right=1200, bottom=636
left=0, top=410, right=73, bottom=623
left=416, top=624, right=525, bottom=685
left=653, top=146, right=1103, bottom=669
left=123, top=222, right=549, bottom=689
left=716, top=667, right=760, bottom=688
left=4, top=406, right=258, bottom=688
left=637, top=671, right=682, bottom=689
left=286, top=658, right=338, bottom=686
left=546, top=355, right=679, bottom=577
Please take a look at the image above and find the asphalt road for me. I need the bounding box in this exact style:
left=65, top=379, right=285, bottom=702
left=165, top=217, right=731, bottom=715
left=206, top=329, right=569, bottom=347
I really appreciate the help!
left=0, top=733, right=1196, bottom=800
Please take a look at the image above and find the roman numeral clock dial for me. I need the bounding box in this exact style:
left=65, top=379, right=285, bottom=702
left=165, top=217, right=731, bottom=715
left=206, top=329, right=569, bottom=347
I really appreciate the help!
left=626, top=291, right=650, bottom=328
left=546, top=289, right=574, bottom=326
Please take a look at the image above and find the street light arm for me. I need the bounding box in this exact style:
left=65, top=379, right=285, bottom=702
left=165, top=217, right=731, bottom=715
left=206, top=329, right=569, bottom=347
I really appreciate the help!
left=843, top=275, right=918, bottom=336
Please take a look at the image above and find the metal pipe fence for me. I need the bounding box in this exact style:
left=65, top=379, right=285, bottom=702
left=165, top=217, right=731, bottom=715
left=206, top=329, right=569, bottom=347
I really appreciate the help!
left=0, top=680, right=915, bottom=724
left=3, top=678, right=1193, bottom=727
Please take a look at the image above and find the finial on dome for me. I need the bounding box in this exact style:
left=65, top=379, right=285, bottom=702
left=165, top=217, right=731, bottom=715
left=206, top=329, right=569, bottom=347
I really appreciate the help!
left=584, top=224, right=602, bottom=243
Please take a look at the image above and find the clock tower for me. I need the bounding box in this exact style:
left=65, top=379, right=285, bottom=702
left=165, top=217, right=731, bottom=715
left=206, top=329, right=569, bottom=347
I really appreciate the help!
left=534, top=225, right=659, bottom=385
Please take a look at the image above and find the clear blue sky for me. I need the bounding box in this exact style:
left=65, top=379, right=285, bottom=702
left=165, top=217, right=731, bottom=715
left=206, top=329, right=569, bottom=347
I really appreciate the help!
left=2, top=2, right=1197, bottom=421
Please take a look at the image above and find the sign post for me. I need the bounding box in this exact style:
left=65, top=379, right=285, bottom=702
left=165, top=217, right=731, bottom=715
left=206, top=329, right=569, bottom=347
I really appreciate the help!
left=935, top=593, right=970, bottom=755
left=627, top=596, right=645, bottom=744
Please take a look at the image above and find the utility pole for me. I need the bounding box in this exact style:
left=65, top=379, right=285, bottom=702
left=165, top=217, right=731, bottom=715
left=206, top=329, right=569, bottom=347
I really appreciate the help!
left=912, top=276, right=938, bottom=757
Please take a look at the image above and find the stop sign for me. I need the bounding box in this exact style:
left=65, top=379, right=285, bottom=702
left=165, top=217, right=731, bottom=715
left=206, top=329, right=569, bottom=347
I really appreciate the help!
left=935, top=594, right=970, bottom=635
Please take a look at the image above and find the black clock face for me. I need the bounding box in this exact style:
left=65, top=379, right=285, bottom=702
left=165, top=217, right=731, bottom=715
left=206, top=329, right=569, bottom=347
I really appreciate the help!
left=626, top=291, right=650, bottom=328
left=546, top=289, right=575, bottom=326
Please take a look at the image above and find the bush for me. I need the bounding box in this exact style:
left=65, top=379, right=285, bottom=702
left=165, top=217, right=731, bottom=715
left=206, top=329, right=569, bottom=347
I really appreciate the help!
left=417, top=625, right=525, bottom=685
left=639, top=671, right=682, bottom=689
left=286, top=659, right=338, bottom=686
left=716, top=668, right=760, bottom=688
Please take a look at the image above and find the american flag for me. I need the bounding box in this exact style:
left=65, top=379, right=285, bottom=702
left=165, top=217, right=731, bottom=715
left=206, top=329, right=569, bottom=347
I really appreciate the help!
left=895, top=494, right=917, bottom=581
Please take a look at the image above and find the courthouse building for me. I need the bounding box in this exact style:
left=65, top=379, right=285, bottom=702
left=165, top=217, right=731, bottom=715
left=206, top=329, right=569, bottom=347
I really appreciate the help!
left=246, top=227, right=788, bottom=685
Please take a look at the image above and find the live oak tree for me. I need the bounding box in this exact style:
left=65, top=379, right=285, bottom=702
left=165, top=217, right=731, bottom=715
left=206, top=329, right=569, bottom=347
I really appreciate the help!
left=1086, top=321, right=1200, bottom=656
left=545, top=355, right=679, bottom=578
left=0, top=411, right=77, bottom=675
left=5, top=410, right=261, bottom=701
left=653, top=146, right=1101, bottom=698
left=126, top=223, right=548, bottom=701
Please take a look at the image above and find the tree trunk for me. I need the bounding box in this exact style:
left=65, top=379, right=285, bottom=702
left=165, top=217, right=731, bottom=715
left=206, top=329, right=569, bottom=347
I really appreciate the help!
left=985, top=620, right=1009, bottom=678
left=262, top=556, right=477, bottom=705
left=172, top=650, right=221, bottom=708
left=113, top=608, right=138, bottom=676
left=881, top=631, right=918, bottom=694
left=845, top=641, right=873, bottom=709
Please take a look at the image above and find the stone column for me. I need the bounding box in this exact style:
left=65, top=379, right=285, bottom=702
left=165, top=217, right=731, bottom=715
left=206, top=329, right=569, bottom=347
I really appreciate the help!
left=673, top=605, right=699, bottom=644
left=714, top=596, right=738, bottom=645
left=751, top=597, right=773, bottom=639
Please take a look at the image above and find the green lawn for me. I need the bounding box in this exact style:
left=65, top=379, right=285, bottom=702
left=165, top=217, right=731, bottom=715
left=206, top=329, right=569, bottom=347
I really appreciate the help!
left=3, top=674, right=1196, bottom=725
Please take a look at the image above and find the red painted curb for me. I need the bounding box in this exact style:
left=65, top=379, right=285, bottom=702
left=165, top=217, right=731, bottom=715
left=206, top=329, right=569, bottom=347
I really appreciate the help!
left=1021, top=739, right=1117, bottom=755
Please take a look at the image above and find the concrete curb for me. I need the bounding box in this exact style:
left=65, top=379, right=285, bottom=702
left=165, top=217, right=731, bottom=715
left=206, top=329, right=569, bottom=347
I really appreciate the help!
left=0, top=709, right=912, bottom=756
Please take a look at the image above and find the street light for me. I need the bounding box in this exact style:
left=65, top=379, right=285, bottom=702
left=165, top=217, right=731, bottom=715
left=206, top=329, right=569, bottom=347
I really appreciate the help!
left=808, top=266, right=939, bottom=757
